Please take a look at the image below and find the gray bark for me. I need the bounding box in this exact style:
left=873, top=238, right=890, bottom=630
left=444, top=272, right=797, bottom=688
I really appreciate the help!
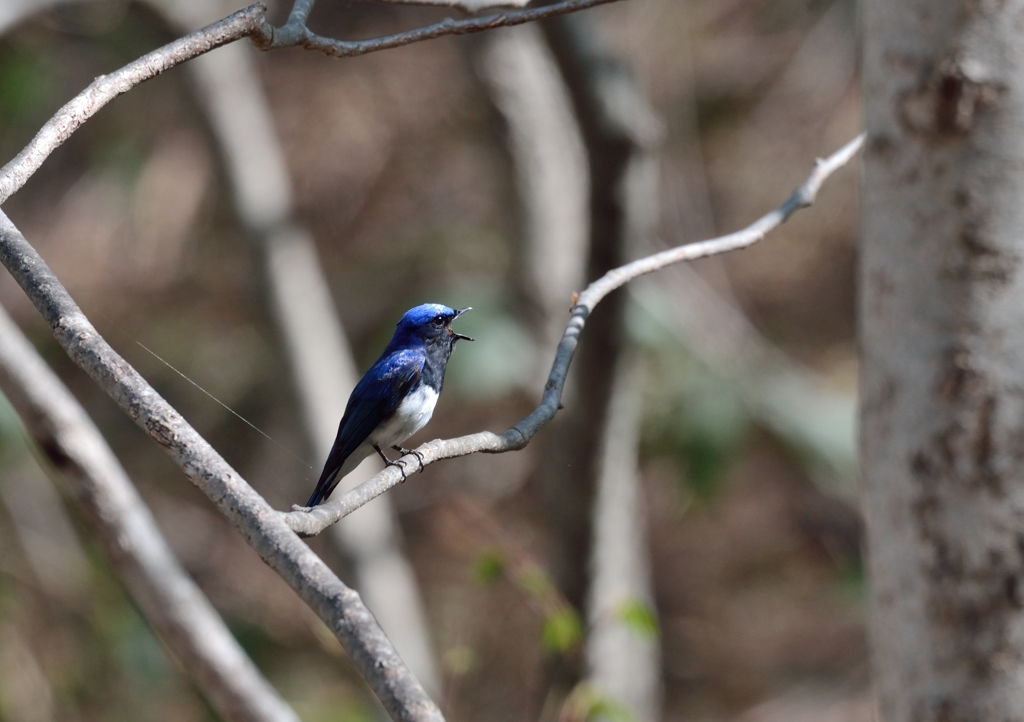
left=861, top=1, right=1024, bottom=719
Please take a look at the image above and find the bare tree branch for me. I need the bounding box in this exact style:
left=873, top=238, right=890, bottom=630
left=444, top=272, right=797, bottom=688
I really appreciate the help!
left=0, top=3, right=266, bottom=206
left=284, top=132, right=866, bottom=537
left=0, top=210, right=443, bottom=722
left=0, top=0, right=622, bottom=207
left=0, top=306, right=300, bottom=722
left=0, top=624, right=53, bottom=722
left=586, top=352, right=659, bottom=721
left=253, top=0, right=620, bottom=58
left=478, top=23, right=589, bottom=371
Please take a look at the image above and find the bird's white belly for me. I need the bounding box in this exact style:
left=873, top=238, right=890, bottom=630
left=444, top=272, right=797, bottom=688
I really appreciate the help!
left=370, top=385, right=439, bottom=449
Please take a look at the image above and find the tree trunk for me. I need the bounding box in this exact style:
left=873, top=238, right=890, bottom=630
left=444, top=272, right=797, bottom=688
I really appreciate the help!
left=861, top=1, right=1024, bottom=720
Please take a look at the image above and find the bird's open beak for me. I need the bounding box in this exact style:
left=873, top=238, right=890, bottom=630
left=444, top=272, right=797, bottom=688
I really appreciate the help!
left=452, top=307, right=474, bottom=341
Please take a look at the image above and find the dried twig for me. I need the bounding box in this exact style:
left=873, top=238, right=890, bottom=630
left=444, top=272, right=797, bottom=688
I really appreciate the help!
left=0, top=305, right=300, bottom=722
left=252, top=0, right=619, bottom=58
left=284, top=132, right=866, bottom=536
left=0, top=0, right=621, bottom=206
left=0, top=0, right=625, bottom=206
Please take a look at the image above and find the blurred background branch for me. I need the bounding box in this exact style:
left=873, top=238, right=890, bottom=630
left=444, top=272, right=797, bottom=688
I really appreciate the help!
left=0, top=2, right=265, bottom=205
left=0, top=303, right=301, bottom=722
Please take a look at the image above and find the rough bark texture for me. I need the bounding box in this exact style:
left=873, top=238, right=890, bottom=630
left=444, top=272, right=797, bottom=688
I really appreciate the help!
left=861, top=2, right=1024, bottom=720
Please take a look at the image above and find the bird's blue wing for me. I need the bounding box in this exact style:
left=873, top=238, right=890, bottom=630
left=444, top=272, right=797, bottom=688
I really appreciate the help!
left=306, top=349, right=425, bottom=506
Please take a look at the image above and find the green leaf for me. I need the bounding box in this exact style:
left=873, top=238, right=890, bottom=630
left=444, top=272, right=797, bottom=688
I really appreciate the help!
left=442, top=646, right=475, bottom=676
left=473, top=549, right=505, bottom=586
left=618, top=598, right=659, bottom=639
left=0, top=45, right=55, bottom=126
left=517, top=564, right=555, bottom=599
left=561, top=683, right=633, bottom=722
left=541, top=607, right=583, bottom=653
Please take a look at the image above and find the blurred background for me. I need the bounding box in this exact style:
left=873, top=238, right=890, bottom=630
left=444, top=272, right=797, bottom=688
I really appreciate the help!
left=0, top=0, right=864, bottom=720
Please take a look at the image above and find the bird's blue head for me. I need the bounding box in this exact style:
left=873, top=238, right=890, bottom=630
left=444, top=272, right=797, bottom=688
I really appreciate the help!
left=390, top=303, right=473, bottom=351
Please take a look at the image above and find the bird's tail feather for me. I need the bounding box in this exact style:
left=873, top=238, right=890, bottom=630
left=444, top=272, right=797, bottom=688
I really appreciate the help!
left=304, top=443, right=373, bottom=507
left=305, top=474, right=336, bottom=507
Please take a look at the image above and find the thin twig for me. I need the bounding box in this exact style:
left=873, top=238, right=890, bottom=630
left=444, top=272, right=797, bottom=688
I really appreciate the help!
left=253, top=0, right=619, bottom=58
left=0, top=3, right=266, bottom=205
left=283, top=132, right=866, bottom=537
left=0, top=211, right=443, bottom=722
left=0, top=305, right=300, bottom=722
left=0, top=0, right=620, bottom=205
left=287, top=0, right=317, bottom=27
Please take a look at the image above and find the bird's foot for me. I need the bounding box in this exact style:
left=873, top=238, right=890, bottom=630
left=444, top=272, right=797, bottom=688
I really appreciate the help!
left=374, top=444, right=410, bottom=482
left=387, top=458, right=410, bottom=482
left=392, top=445, right=425, bottom=472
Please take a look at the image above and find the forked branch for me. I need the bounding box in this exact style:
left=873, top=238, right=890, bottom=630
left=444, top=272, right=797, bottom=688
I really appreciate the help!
left=283, top=132, right=867, bottom=536
left=0, top=0, right=621, bottom=205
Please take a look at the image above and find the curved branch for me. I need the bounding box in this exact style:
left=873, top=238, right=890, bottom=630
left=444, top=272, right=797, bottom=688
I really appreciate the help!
left=0, top=3, right=266, bottom=205
left=0, top=305, right=300, bottom=722
left=0, top=211, right=442, bottom=722
left=253, top=0, right=619, bottom=58
left=283, top=132, right=866, bottom=537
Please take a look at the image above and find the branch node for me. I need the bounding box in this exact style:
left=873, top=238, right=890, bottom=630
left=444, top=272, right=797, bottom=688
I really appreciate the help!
left=252, top=22, right=275, bottom=50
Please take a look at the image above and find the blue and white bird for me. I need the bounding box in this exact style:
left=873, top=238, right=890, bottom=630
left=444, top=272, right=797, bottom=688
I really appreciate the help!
left=305, top=303, right=473, bottom=507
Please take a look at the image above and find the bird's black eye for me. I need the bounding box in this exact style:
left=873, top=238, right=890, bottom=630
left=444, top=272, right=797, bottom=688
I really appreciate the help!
left=432, top=315, right=445, bottom=327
